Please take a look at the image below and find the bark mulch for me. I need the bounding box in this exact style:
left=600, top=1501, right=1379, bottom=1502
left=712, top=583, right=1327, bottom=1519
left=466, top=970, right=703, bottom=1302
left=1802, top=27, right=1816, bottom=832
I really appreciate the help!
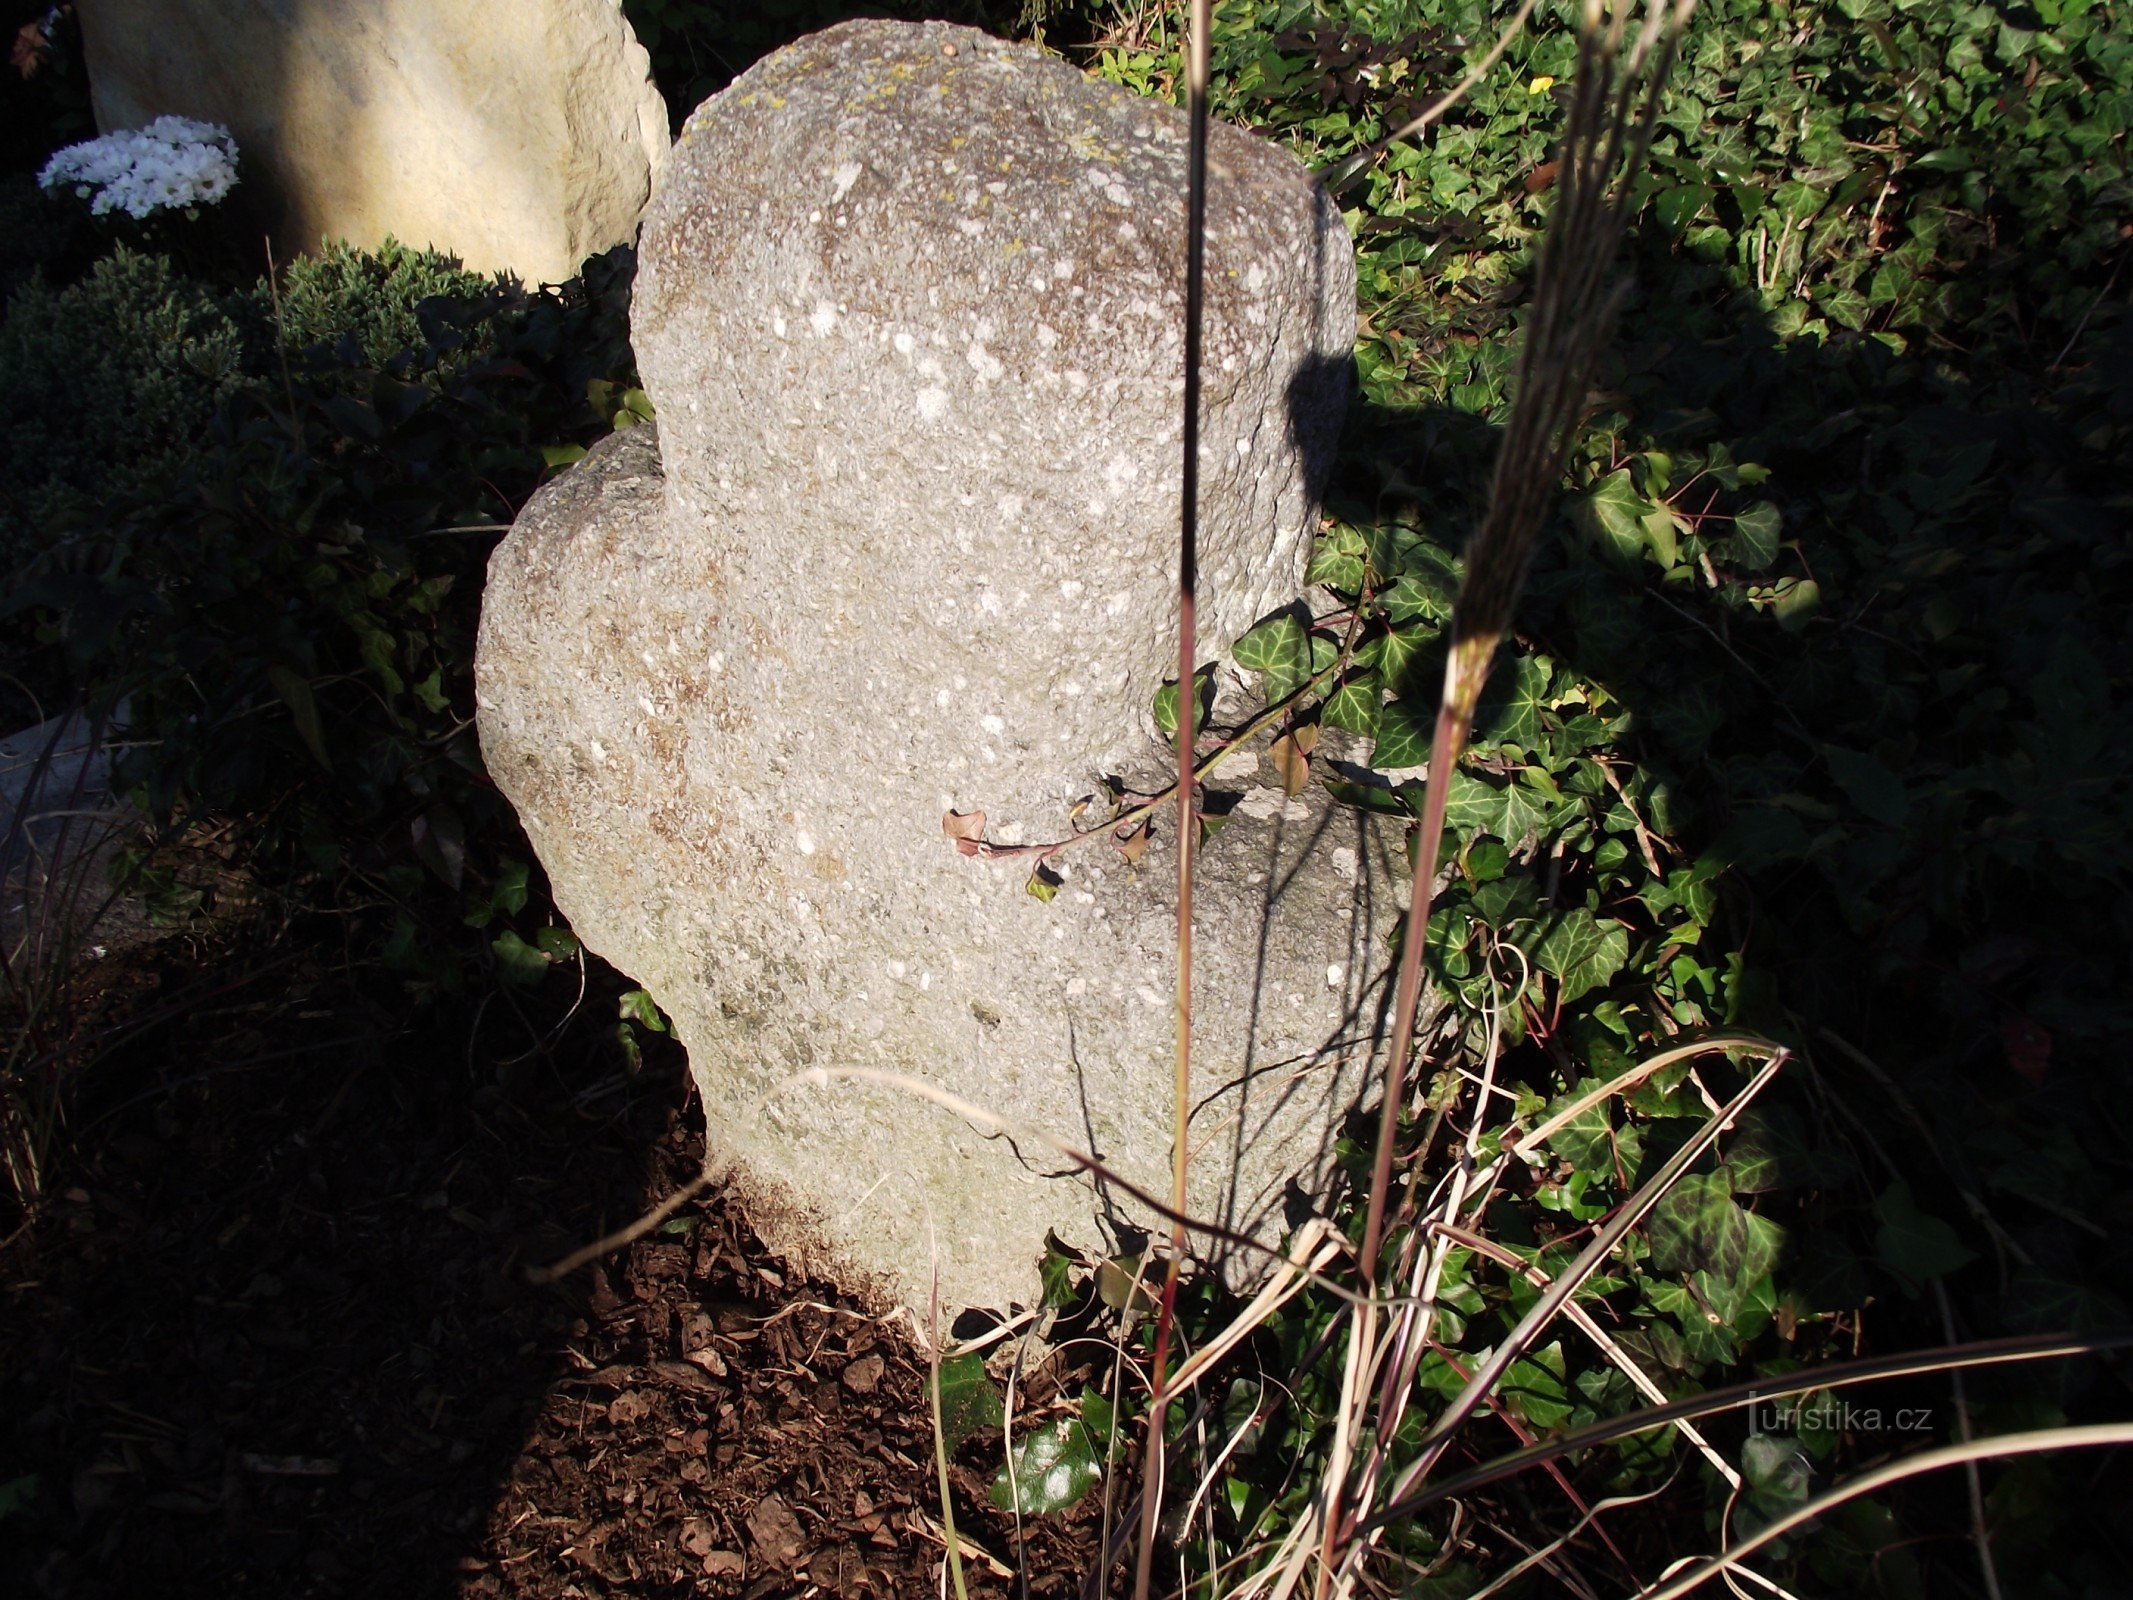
left=1, top=942, right=1126, bottom=1598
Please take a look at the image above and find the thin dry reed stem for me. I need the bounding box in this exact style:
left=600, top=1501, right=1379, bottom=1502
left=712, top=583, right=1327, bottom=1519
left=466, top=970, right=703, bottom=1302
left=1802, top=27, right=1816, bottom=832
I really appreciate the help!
left=1633, top=1424, right=2133, bottom=1600
left=1136, top=4, right=1214, bottom=1594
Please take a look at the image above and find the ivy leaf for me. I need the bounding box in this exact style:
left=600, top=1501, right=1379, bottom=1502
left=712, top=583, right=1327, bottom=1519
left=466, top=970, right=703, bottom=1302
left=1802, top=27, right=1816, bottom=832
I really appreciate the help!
left=1647, top=1171, right=1777, bottom=1283
left=1095, top=1255, right=1155, bottom=1321
left=1475, top=654, right=1550, bottom=750
left=934, top=1352, right=1003, bottom=1451
left=487, top=859, right=531, bottom=921
left=491, top=929, right=553, bottom=985
left=1371, top=699, right=1433, bottom=769
left=1269, top=724, right=1317, bottom=796
left=1730, top=501, right=1782, bottom=569
left=943, top=809, right=987, bottom=857
left=1152, top=667, right=1216, bottom=736
left=1533, top=909, right=1630, bottom=1007
left=1306, top=531, right=1367, bottom=592
left=1233, top=613, right=1312, bottom=700
left=1500, top=1343, right=1578, bottom=1431
left=411, top=668, right=451, bottom=715
left=1772, top=577, right=1821, bottom=630
left=1321, top=677, right=1382, bottom=736
left=1823, top=745, right=1910, bottom=828
left=2001, top=1271, right=2131, bottom=1335
left=1570, top=469, right=1654, bottom=566
left=1874, top=1182, right=1976, bottom=1286
left=1722, top=1106, right=1815, bottom=1193
left=1543, top=1076, right=1617, bottom=1174
left=1038, top=1232, right=1079, bottom=1310
left=1382, top=570, right=1453, bottom=625
left=1370, top=626, right=1430, bottom=690
left=1443, top=769, right=1555, bottom=845
left=267, top=664, right=331, bottom=771
left=990, top=1414, right=1103, bottom=1514
left=1655, top=182, right=1716, bottom=231
left=618, top=987, right=668, bottom=1033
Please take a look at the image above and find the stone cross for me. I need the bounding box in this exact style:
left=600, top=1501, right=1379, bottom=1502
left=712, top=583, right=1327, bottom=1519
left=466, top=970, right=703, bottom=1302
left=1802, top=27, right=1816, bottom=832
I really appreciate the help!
left=478, top=20, right=1413, bottom=1314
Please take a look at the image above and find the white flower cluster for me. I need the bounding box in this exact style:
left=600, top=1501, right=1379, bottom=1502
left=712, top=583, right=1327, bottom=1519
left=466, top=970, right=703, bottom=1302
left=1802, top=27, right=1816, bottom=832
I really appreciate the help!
left=37, top=116, right=240, bottom=221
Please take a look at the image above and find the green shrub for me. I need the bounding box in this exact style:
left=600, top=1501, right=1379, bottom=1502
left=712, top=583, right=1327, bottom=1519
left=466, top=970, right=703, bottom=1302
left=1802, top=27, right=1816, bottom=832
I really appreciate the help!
left=253, top=237, right=506, bottom=383
left=0, top=246, right=245, bottom=571
left=9, top=242, right=640, bottom=984
left=0, top=173, right=97, bottom=303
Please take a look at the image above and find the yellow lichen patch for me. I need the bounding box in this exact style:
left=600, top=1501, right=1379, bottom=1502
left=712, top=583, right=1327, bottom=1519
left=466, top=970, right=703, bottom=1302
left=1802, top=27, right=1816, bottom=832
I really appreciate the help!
left=1064, top=128, right=1118, bottom=164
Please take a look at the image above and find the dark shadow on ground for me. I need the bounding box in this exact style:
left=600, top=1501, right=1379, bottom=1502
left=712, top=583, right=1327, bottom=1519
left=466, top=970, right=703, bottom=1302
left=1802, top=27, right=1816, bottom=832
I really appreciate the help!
left=1, top=931, right=686, bottom=1596
left=0, top=930, right=1121, bottom=1598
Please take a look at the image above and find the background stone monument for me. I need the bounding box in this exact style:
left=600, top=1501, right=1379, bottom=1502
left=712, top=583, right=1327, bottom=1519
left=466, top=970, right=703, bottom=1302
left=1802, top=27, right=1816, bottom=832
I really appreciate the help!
left=76, top=0, right=668, bottom=284
left=477, top=20, right=1410, bottom=1313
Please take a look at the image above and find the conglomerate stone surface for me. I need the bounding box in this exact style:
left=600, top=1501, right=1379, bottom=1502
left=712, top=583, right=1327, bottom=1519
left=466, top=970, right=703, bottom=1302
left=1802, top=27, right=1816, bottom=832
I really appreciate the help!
left=478, top=21, right=1413, bottom=1313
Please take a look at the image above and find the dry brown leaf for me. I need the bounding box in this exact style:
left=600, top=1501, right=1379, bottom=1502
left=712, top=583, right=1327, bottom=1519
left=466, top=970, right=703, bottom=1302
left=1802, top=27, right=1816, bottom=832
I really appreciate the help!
left=1113, top=819, right=1150, bottom=864
left=941, top=809, right=986, bottom=856
left=11, top=21, right=48, bottom=79
left=1269, top=724, right=1320, bottom=797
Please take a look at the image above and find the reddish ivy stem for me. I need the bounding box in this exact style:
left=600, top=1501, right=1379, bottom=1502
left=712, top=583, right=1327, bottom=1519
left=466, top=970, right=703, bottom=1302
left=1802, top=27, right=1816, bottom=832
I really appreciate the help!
left=948, top=622, right=1364, bottom=866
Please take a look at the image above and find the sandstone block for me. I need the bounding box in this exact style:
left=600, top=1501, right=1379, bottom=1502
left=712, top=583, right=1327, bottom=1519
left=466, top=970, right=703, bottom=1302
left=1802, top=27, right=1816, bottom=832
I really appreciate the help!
left=478, top=21, right=1405, bottom=1314
left=77, top=0, right=668, bottom=285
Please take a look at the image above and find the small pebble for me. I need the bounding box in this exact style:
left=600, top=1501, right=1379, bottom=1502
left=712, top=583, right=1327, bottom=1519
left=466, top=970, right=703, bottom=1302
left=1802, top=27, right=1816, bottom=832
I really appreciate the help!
left=942, top=42, right=957, bottom=57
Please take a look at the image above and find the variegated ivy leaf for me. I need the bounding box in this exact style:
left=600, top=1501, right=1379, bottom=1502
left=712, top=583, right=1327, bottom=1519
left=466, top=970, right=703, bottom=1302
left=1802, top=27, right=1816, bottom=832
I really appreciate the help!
left=1368, top=626, right=1430, bottom=690
left=1232, top=613, right=1312, bottom=701
left=1152, top=667, right=1216, bottom=736
left=1572, top=467, right=1680, bottom=569
left=1533, top=907, right=1631, bottom=1007
left=1371, top=699, right=1433, bottom=768
left=1475, top=653, right=1552, bottom=750
left=1321, top=676, right=1382, bottom=736
left=1383, top=569, right=1454, bottom=626
left=1646, top=1171, right=1783, bottom=1287
left=1443, top=768, right=1557, bottom=845
left=1305, top=527, right=1367, bottom=592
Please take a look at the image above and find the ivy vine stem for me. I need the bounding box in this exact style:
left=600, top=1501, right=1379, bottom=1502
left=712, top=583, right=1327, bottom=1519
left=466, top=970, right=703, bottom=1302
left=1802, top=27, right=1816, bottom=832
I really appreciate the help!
left=948, top=606, right=1367, bottom=865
